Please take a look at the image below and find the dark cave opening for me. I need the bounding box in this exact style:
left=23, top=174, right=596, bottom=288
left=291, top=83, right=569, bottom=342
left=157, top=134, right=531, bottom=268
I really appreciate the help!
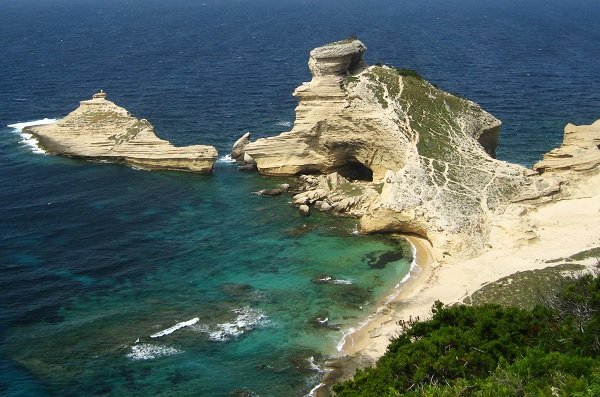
left=335, top=160, right=373, bottom=181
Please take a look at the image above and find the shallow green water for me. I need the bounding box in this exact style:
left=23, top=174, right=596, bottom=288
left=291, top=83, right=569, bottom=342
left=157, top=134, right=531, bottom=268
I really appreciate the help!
left=2, top=158, right=412, bottom=396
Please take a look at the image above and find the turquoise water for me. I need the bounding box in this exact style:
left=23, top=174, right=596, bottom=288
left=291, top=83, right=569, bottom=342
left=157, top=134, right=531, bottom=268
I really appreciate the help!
left=1, top=152, right=412, bottom=396
left=1, top=0, right=600, bottom=395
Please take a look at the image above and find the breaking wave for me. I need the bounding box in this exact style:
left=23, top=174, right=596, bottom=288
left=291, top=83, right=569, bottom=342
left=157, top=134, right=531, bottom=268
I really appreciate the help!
left=7, top=118, right=58, bottom=155
left=217, top=154, right=236, bottom=163
left=150, top=317, right=199, bottom=338
left=126, top=344, right=181, bottom=361
left=207, top=307, right=269, bottom=342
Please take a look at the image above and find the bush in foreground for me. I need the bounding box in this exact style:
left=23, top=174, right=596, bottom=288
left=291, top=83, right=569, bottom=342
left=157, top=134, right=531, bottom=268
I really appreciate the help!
left=333, top=274, right=600, bottom=396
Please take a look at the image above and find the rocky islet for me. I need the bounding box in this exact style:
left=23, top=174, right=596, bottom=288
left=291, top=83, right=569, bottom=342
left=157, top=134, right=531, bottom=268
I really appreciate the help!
left=23, top=91, right=218, bottom=173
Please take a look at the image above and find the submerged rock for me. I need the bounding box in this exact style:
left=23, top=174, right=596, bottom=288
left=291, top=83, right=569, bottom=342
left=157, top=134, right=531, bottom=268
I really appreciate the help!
left=364, top=250, right=405, bottom=269
left=23, top=91, right=218, bottom=173
left=238, top=163, right=257, bottom=172
left=230, top=388, right=256, bottom=397
left=258, top=188, right=284, bottom=197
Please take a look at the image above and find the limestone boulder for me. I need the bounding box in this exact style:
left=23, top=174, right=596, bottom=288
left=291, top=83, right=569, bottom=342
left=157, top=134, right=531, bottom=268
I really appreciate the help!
left=299, top=205, right=310, bottom=216
left=231, top=132, right=251, bottom=161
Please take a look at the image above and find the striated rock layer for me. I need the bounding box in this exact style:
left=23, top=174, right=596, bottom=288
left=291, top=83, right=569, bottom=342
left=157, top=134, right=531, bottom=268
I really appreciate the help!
left=25, top=91, right=218, bottom=173
left=242, top=39, right=561, bottom=258
left=534, top=119, right=600, bottom=173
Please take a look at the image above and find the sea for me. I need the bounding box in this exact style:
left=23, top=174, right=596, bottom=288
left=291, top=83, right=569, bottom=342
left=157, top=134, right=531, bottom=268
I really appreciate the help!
left=1, top=0, right=599, bottom=396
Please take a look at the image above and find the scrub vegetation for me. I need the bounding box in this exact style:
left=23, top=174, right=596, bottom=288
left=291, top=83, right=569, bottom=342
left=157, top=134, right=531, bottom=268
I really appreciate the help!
left=334, top=269, right=600, bottom=396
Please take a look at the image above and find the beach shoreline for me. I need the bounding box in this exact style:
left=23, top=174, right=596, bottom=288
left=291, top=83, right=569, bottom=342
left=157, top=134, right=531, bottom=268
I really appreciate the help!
left=336, top=234, right=435, bottom=359
left=311, top=234, right=435, bottom=396
left=314, top=170, right=600, bottom=396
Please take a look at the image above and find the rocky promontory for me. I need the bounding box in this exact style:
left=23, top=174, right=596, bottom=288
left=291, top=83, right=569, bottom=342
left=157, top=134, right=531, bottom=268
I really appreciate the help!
left=24, top=91, right=218, bottom=173
left=238, top=38, right=560, bottom=257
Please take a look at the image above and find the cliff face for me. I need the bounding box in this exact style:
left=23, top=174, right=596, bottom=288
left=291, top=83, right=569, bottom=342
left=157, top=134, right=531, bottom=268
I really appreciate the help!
left=25, top=91, right=218, bottom=173
left=242, top=39, right=560, bottom=257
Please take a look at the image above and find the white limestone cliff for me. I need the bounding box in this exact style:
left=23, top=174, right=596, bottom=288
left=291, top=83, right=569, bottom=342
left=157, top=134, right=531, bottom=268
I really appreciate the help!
left=241, top=39, right=562, bottom=257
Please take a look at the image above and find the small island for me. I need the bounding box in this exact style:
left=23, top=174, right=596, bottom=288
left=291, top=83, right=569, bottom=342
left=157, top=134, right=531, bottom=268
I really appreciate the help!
left=23, top=91, right=218, bottom=173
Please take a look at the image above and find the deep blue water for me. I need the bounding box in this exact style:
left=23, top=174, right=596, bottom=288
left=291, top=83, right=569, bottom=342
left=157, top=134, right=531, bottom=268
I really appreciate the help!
left=1, top=0, right=599, bottom=396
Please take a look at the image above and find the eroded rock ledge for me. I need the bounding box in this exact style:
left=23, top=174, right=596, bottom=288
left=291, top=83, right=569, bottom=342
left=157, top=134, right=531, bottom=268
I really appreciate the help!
left=24, top=91, right=218, bottom=173
left=534, top=119, right=600, bottom=173
left=237, top=38, right=574, bottom=258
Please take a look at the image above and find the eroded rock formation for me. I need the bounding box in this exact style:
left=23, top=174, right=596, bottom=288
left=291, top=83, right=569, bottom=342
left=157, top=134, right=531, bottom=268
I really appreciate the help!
left=25, top=91, right=218, bottom=173
left=240, top=38, right=562, bottom=257
left=534, top=120, right=600, bottom=173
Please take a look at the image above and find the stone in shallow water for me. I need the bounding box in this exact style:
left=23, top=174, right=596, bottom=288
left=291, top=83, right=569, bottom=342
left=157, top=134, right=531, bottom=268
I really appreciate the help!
left=364, top=250, right=404, bottom=269
left=257, top=188, right=284, bottom=196
left=299, top=204, right=310, bottom=216
left=221, top=283, right=254, bottom=297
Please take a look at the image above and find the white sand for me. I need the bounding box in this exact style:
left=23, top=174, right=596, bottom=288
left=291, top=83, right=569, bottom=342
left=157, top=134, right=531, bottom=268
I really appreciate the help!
left=340, top=170, right=600, bottom=361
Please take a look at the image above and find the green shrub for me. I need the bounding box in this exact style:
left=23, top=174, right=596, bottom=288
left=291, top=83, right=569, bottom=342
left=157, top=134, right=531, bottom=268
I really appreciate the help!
left=333, top=274, right=600, bottom=396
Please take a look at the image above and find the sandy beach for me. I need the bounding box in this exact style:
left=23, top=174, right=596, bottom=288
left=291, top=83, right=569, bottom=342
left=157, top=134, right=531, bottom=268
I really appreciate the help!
left=338, top=169, right=600, bottom=363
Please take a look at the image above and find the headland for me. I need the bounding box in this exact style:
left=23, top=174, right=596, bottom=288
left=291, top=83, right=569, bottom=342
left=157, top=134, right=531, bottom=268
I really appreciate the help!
left=229, top=38, right=600, bottom=394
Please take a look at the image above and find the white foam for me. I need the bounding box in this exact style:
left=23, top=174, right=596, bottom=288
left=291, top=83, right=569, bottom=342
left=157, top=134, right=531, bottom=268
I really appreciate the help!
left=316, top=276, right=352, bottom=285
left=208, top=307, right=269, bottom=342
left=336, top=240, right=422, bottom=352
left=307, top=382, right=326, bottom=397
left=150, top=317, right=199, bottom=338
left=275, top=121, right=292, bottom=127
left=7, top=118, right=58, bottom=155
left=336, top=326, right=356, bottom=352
left=307, top=356, right=324, bottom=373
left=331, top=278, right=352, bottom=285
left=395, top=240, right=420, bottom=287
left=7, top=118, right=57, bottom=131
left=19, top=132, right=46, bottom=154
left=217, top=154, right=236, bottom=163
left=126, top=344, right=181, bottom=361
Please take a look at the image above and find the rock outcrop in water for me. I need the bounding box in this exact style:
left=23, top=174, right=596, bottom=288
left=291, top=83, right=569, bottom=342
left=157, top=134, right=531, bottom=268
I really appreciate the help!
left=239, top=38, right=560, bottom=257
left=24, top=91, right=218, bottom=173
left=534, top=119, right=600, bottom=173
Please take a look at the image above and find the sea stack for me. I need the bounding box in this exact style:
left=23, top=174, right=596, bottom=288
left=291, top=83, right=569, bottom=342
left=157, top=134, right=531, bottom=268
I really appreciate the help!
left=24, top=91, right=218, bottom=173
left=239, top=38, right=561, bottom=257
